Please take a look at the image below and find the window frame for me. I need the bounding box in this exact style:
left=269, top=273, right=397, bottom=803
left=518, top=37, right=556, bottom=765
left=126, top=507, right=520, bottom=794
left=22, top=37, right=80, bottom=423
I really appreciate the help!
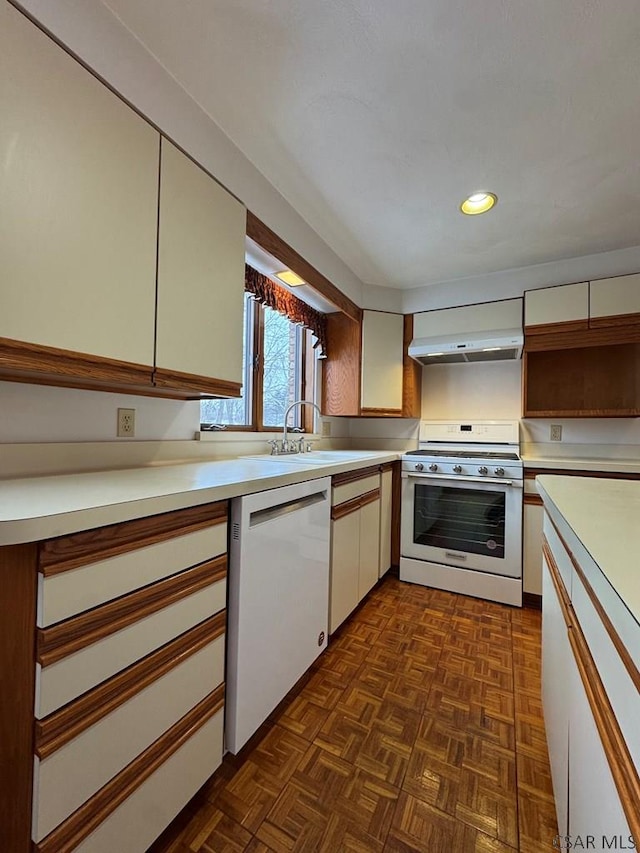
left=200, top=295, right=317, bottom=433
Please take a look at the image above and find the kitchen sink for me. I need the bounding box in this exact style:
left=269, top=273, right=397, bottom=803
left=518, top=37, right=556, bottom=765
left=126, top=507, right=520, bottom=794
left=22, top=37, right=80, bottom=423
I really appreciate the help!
left=242, top=451, right=376, bottom=465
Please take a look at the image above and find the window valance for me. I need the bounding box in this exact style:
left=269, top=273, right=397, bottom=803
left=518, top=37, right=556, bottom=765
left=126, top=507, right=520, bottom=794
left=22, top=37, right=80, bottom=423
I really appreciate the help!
left=244, top=264, right=327, bottom=356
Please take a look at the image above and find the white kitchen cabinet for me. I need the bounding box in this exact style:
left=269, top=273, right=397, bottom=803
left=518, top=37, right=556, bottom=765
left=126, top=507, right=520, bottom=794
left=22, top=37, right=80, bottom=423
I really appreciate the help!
left=541, top=557, right=570, bottom=838
left=330, top=510, right=361, bottom=634
left=0, top=2, right=158, bottom=368
left=524, top=282, right=589, bottom=328
left=567, top=652, right=631, bottom=846
left=360, top=311, right=404, bottom=412
left=590, top=273, right=640, bottom=322
left=523, top=496, right=544, bottom=596
left=413, top=298, right=522, bottom=339
left=378, top=468, right=393, bottom=578
left=358, top=495, right=382, bottom=599
left=155, top=139, right=246, bottom=393
left=330, top=470, right=381, bottom=633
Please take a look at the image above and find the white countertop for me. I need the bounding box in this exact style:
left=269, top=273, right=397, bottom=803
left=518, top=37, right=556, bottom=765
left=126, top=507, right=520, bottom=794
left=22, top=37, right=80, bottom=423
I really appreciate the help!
left=537, top=475, right=640, bottom=625
left=0, top=451, right=399, bottom=546
left=522, top=443, right=640, bottom=474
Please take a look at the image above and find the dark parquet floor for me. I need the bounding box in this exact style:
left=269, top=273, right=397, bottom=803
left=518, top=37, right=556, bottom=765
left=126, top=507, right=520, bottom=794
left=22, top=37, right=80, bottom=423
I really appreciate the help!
left=152, top=574, right=557, bottom=853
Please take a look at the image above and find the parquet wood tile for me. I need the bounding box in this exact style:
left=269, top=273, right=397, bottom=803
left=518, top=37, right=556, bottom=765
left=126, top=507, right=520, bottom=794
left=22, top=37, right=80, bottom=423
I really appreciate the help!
left=152, top=575, right=558, bottom=853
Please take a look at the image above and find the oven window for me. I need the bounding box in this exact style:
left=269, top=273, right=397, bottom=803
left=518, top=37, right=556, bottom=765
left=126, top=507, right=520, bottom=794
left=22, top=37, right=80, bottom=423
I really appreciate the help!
left=413, top=484, right=505, bottom=558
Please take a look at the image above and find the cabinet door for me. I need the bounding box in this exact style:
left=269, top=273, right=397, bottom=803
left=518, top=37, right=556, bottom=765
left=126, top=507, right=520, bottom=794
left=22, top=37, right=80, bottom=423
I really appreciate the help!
left=155, top=139, right=246, bottom=392
left=524, top=283, right=589, bottom=329
left=330, top=511, right=360, bottom=633
left=358, top=498, right=380, bottom=600
left=523, top=500, right=544, bottom=595
left=590, top=273, right=640, bottom=324
left=378, top=470, right=393, bottom=578
left=568, top=652, right=631, bottom=844
left=541, top=557, right=570, bottom=839
left=0, top=3, right=158, bottom=367
left=360, top=312, right=404, bottom=412
left=413, top=299, right=522, bottom=338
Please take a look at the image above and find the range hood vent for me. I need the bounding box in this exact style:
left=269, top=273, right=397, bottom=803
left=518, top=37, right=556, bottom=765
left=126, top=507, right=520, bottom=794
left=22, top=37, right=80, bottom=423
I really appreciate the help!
left=408, top=328, right=523, bottom=366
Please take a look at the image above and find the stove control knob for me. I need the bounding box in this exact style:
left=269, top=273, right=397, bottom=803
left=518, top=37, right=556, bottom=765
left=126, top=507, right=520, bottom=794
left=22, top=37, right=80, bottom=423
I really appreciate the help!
left=478, top=466, right=488, bottom=475
left=429, top=463, right=438, bottom=472
left=453, top=465, right=462, bottom=473
left=494, top=467, right=505, bottom=477
left=414, top=463, right=424, bottom=472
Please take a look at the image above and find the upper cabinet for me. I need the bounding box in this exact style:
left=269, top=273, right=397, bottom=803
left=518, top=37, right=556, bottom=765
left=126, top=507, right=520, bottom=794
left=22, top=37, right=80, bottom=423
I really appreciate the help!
left=414, top=298, right=522, bottom=339
left=589, top=273, right=640, bottom=325
left=322, top=311, right=421, bottom=417
left=360, top=311, right=404, bottom=413
left=155, top=140, right=246, bottom=397
left=0, top=2, right=159, bottom=388
left=524, top=282, right=589, bottom=331
left=0, top=6, right=246, bottom=399
left=523, top=274, right=640, bottom=417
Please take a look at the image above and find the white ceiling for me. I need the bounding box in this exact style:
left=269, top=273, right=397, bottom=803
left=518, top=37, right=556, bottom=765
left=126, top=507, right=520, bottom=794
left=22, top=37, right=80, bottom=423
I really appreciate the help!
left=102, top=0, right=640, bottom=290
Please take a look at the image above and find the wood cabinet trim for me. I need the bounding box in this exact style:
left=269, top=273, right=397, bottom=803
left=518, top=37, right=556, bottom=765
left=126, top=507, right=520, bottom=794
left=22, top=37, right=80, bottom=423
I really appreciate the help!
left=524, top=323, right=640, bottom=352
left=544, top=535, right=640, bottom=842
left=0, top=336, right=153, bottom=388
left=360, top=407, right=402, bottom=417
left=37, top=557, right=227, bottom=667
left=331, top=495, right=362, bottom=521
left=358, top=488, right=381, bottom=510
left=590, top=312, right=640, bottom=329
left=402, top=314, right=422, bottom=418
left=39, top=502, right=228, bottom=577
left=523, top=493, right=544, bottom=506
left=153, top=367, right=242, bottom=398
left=36, top=612, right=226, bottom=760
left=331, top=466, right=381, bottom=488
left=379, top=462, right=395, bottom=474
left=34, top=686, right=225, bottom=853
left=246, top=212, right=361, bottom=323
left=525, top=468, right=640, bottom=481
left=322, top=312, right=362, bottom=416
left=524, top=319, right=589, bottom=336
left=0, top=543, right=38, bottom=853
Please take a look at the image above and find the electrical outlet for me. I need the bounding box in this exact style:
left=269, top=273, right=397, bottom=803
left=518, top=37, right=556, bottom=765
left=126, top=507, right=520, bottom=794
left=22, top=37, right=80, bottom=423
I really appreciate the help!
left=550, top=424, right=562, bottom=442
left=117, top=408, right=136, bottom=438
left=321, top=420, right=331, bottom=437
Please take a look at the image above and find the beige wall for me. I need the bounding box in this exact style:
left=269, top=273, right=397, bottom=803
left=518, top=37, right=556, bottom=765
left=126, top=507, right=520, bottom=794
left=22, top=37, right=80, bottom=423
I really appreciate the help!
left=421, top=362, right=522, bottom=420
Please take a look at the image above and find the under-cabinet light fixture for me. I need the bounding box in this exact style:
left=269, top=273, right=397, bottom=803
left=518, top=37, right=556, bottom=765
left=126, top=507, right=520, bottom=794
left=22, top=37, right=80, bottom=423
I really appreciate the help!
left=482, top=347, right=502, bottom=352
left=460, top=192, right=497, bottom=215
left=275, top=269, right=306, bottom=287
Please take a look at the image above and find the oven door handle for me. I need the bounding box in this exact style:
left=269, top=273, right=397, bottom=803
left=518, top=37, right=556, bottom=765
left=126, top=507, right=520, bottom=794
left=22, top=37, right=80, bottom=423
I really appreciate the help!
left=403, top=472, right=522, bottom=488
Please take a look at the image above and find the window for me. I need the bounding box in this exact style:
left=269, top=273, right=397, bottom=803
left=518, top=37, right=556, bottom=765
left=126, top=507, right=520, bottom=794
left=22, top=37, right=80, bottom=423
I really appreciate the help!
left=201, top=293, right=316, bottom=430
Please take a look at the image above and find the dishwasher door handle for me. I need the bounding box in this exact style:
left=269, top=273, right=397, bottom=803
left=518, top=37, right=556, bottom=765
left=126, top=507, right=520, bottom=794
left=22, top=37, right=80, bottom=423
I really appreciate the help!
left=249, top=490, right=327, bottom=527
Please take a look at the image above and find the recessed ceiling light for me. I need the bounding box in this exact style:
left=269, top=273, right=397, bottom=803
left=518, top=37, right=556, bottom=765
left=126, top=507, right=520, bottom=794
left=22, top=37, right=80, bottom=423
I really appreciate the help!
left=460, top=192, right=498, bottom=215
left=275, top=269, right=306, bottom=287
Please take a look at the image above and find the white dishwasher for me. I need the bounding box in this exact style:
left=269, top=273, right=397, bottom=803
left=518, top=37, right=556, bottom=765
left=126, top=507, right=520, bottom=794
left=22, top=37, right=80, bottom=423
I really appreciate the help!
left=225, top=476, right=331, bottom=754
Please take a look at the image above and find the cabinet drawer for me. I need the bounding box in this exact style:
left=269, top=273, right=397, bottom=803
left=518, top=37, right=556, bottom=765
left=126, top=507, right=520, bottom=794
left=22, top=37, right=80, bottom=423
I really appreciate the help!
left=333, top=474, right=380, bottom=506
left=33, top=632, right=225, bottom=842
left=38, top=522, right=227, bottom=627
left=543, top=514, right=573, bottom=596
left=571, top=564, right=640, bottom=770
left=36, top=560, right=226, bottom=717
left=35, top=695, right=224, bottom=853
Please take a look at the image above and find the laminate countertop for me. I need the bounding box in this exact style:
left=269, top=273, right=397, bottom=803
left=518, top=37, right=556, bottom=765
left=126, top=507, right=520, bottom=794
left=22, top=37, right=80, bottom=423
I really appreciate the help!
left=537, top=474, right=640, bottom=629
left=0, top=451, right=399, bottom=546
left=522, top=443, right=640, bottom=475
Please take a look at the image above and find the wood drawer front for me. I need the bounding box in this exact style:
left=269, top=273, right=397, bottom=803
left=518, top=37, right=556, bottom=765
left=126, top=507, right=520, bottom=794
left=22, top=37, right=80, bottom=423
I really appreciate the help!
left=37, top=698, right=224, bottom=853
left=332, top=474, right=380, bottom=506
left=542, top=513, right=573, bottom=596
left=33, top=635, right=224, bottom=842
left=570, top=563, right=640, bottom=770
left=36, top=577, right=226, bottom=718
left=38, top=523, right=227, bottom=628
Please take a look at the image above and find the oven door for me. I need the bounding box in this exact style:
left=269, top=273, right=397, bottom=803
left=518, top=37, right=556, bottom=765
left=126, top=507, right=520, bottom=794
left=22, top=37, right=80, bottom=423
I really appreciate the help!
left=401, top=472, right=523, bottom=578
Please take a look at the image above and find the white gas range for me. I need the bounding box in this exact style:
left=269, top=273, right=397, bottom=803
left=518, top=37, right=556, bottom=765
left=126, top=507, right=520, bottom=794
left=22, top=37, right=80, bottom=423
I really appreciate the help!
left=400, top=420, right=523, bottom=606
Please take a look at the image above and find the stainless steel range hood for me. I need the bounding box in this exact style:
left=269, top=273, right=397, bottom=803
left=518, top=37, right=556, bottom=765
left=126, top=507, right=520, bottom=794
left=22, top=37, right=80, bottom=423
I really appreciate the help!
left=408, top=328, right=523, bottom=365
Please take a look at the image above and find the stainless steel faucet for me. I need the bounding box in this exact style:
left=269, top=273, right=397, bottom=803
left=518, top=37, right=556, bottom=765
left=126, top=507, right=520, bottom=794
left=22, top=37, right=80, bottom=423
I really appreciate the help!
left=282, top=399, right=321, bottom=452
